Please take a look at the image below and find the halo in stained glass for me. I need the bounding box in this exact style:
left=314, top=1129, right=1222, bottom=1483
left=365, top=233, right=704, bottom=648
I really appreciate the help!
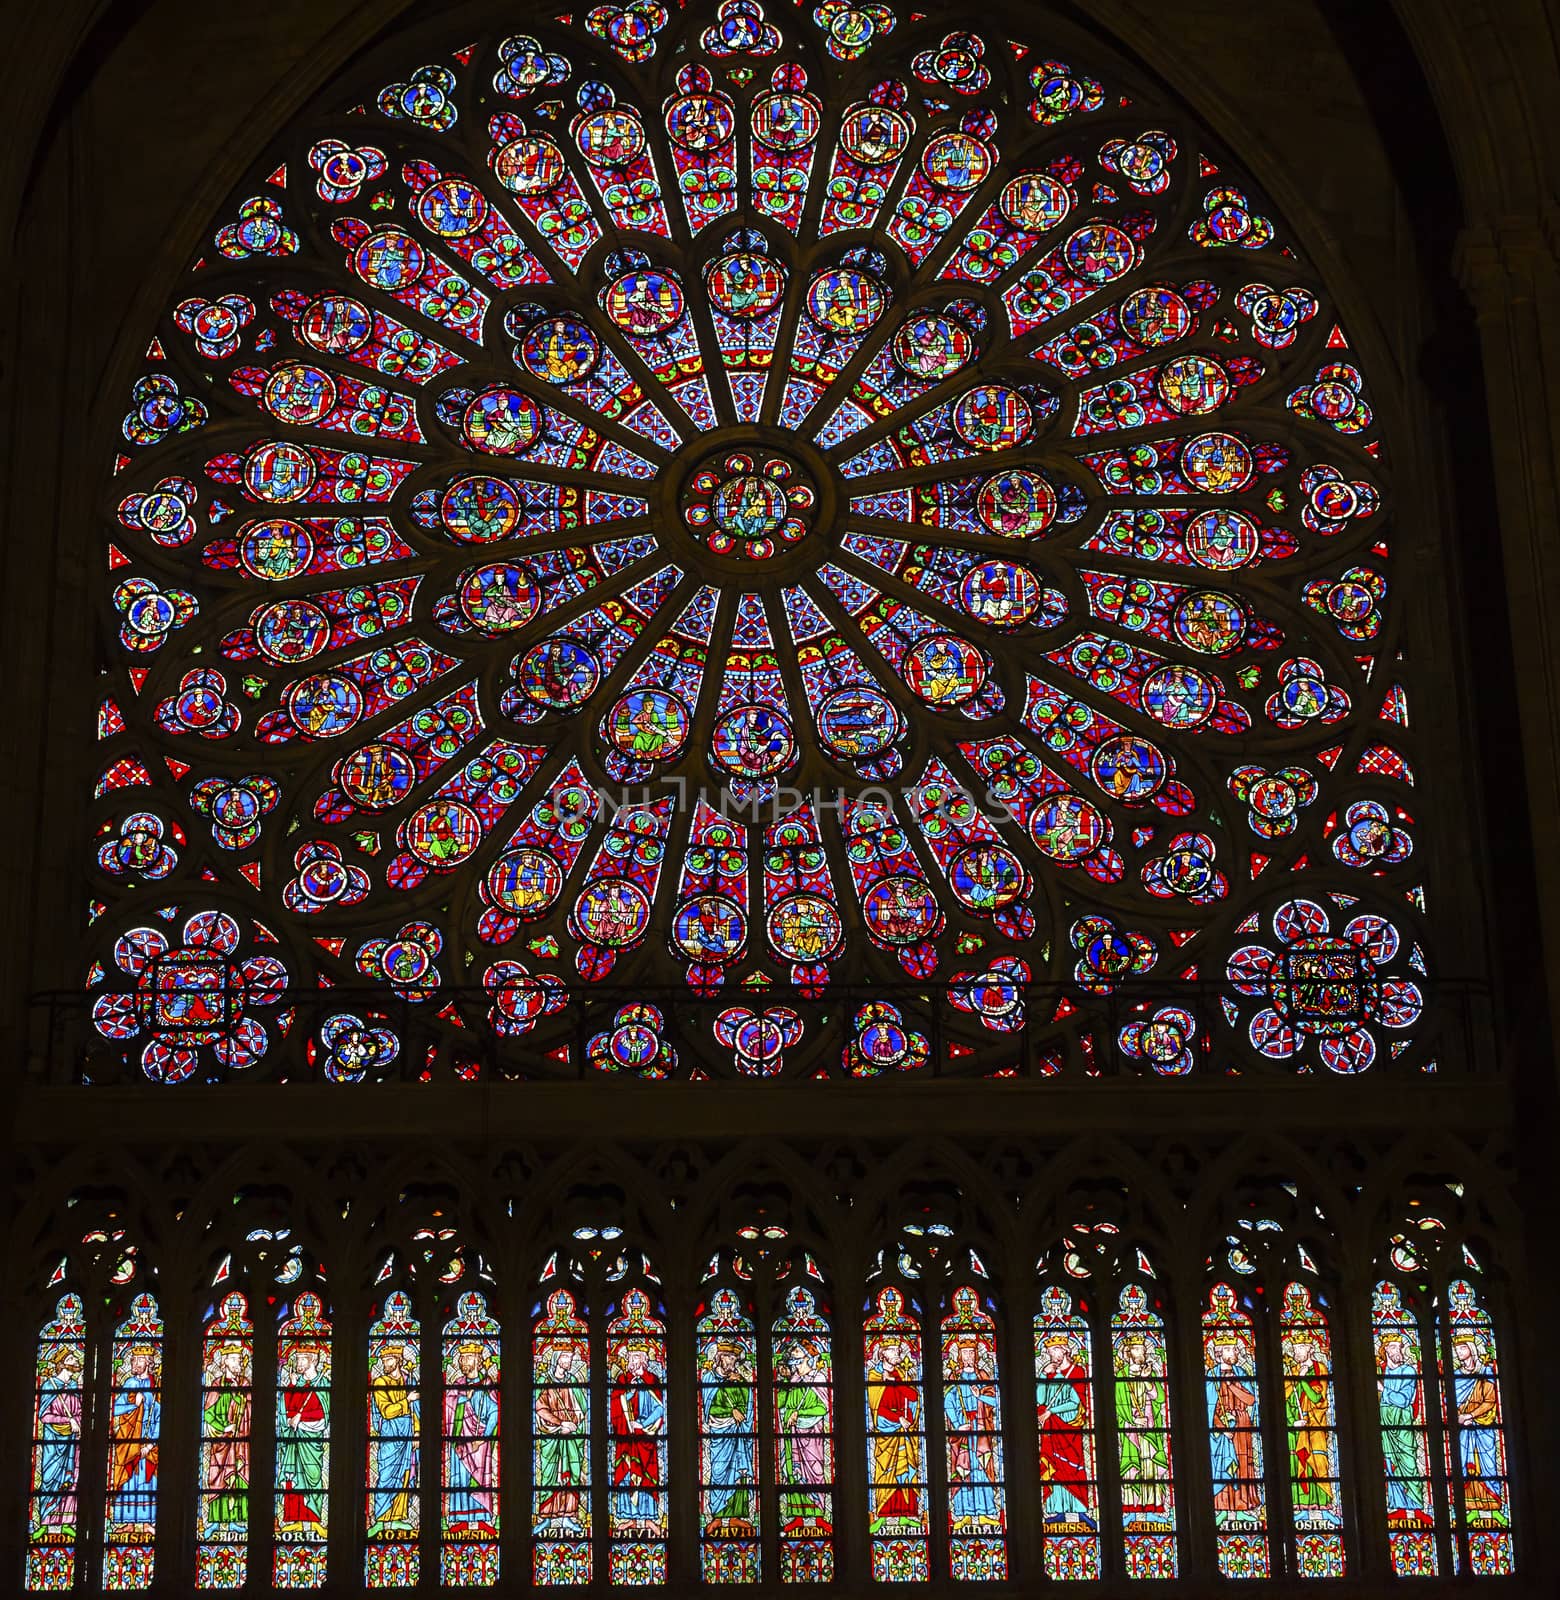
left=87, top=0, right=1426, bottom=1081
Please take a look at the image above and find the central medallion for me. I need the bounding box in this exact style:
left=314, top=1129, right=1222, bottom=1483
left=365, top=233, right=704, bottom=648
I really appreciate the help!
left=681, top=449, right=816, bottom=560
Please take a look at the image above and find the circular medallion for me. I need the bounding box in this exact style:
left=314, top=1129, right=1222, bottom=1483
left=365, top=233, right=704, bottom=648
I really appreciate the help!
left=605, top=688, right=691, bottom=762
left=254, top=598, right=331, bottom=663
left=1064, top=223, right=1137, bottom=283
left=1120, top=285, right=1195, bottom=347
left=518, top=638, right=601, bottom=710
left=463, top=388, right=542, bottom=455
left=952, top=386, right=1032, bottom=451
left=976, top=469, right=1056, bottom=538
left=572, top=877, right=651, bottom=947
left=998, top=172, right=1071, bottom=231
left=521, top=316, right=601, bottom=383
left=441, top=475, right=521, bottom=543
left=337, top=742, right=417, bottom=810
left=921, top=131, right=990, bottom=190
left=300, top=294, right=372, bottom=353
left=1142, top=663, right=1218, bottom=729
left=682, top=450, right=815, bottom=560
left=485, top=847, right=564, bottom=916
left=1185, top=508, right=1260, bottom=570
left=352, top=230, right=425, bottom=290
left=707, top=252, right=786, bottom=317
left=712, top=704, right=796, bottom=778
left=459, top=562, right=541, bottom=633
left=1091, top=734, right=1167, bottom=802
left=245, top=441, right=315, bottom=502
left=960, top=560, right=1042, bottom=627
left=404, top=799, right=482, bottom=866
left=672, top=895, right=747, bottom=962
left=892, top=315, right=975, bottom=379
left=240, top=519, right=314, bottom=581
left=1181, top=431, right=1253, bottom=493
left=264, top=364, right=337, bottom=426
left=1173, top=590, right=1246, bottom=654
left=1158, top=353, right=1230, bottom=415
left=667, top=93, right=736, bottom=150
left=806, top=268, right=885, bottom=332
left=840, top=103, right=909, bottom=164
left=494, top=136, right=566, bottom=194
left=286, top=673, right=363, bottom=739
left=1029, top=794, right=1108, bottom=862
left=861, top=875, right=942, bottom=945
left=817, top=686, right=900, bottom=758
left=415, top=177, right=487, bottom=236
left=751, top=92, right=820, bottom=150
left=904, top=634, right=986, bottom=706
left=768, top=892, right=844, bottom=962
left=604, top=269, right=685, bottom=334
left=950, top=842, right=1027, bottom=912
left=577, top=108, right=646, bottom=166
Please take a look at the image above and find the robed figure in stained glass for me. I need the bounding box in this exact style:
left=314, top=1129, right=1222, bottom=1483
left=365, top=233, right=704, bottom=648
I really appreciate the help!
left=1115, top=1334, right=1171, bottom=1508
left=1376, top=1329, right=1429, bottom=1521
left=443, top=1343, right=498, bottom=1534
left=610, top=1341, right=666, bottom=1534
left=535, top=1344, right=588, bottom=1533
left=277, top=1343, right=328, bottom=1532
left=1036, top=1330, right=1094, bottom=1526
left=34, top=1345, right=84, bottom=1537
left=865, top=1332, right=922, bottom=1525
left=109, top=1344, right=160, bottom=1534
left=775, top=1339, right=830, bottom=1527
left=202, top=1341, right=251, bottom=1529
left=368, top=1343, right=420, bottom=1536
left=1452, top=1335, right=1506, bottom=1520
left=944, top=1333, right=1002, bottom=1530
left=702, top=1337, right=757, bottom=1529
left=1207, top=1335, right=1261, bottom=1513
left=1282, top=1328, right=1334, bottom=1515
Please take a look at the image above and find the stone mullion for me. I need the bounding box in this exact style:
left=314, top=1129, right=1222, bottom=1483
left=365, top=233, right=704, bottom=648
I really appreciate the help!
left=665, top=1283, right=698, bottom=1586
left=496, top=1263, right=528, bottom=1591
left=998, top=1254, right=1041, bottom=1586
left=1336, top=1260, right=1390, bottom=1585
left=831, top=1248, right=869, bottom=1588
left=251, top=1275, right=278, bottom=1592
left=152, top=1260, right=197, bottom=1597
left=326, top=1279, right=367, bottom=1592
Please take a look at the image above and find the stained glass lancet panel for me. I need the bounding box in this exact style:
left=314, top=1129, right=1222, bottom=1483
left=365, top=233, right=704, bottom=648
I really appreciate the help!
left=103, top=1292, right=163, bottom=1590
left=365, top=1289, right=421, bottom=1586
left=196, top=1291, right=254, bottom=1588
left=1202, top=1283, right=1268, bottom=1577
left=26, top=1294, right=87, bottom=1592
left=1111, top=1283, right=1177, bottom=1579
left=1442, top=1279, right=1514, bottom=1575
left=1279, top=1282, right=1345, bottom=1576
left=607, top=1286, right=669, bottom=1584
left=274, top=1292, right=331, bottom=1589
left=941, top=1285, right=1007, bottom=1578
left=441, top=1290, right=502, bottom=1586
left=697, top=1285, right=761, bottom=1581
left=531, top=1287, right=592, bottom=1585
left=1372, top=1280, right=1438, bottom=1577
left=1034, top=1285, right=1100, bottom=1580
left=87, top=0, right=1429, bottom=1090
left=772, top=1283, right=835, bottom=1582
left=863, top=1285, right=929, bottom=1581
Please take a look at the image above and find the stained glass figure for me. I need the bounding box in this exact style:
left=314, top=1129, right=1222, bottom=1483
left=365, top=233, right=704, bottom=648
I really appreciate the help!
left=532, top=1288, right=592, bottom=1584
left=441, top=1291, right=501, bottom=1585
left=274, top=1292, right=331, bottom=1589
left=772, top=1284, right=835, bottom=1581
left=1111, top=1283, right=1177, bottom=1578
left=26, top=1294, right=87, bottom=1591
left=90, top=0, right=1422, bottom=1087
left=1033, top=1285, right=1100, bottom=1579
left=103, top=1293, right=163, bottom=1589
left=365, top=1289, right=421, bottom=1585
left=607, top=1287, right=669, bottom=1583
left=196, top=1292, right=254, bottom=1588
left=697, top=1286, right=761, bottom=1580
left=1442, top=1279, right=1514, bottom=1575
left=863, top=1285, right=928, bottom=1580
left=1202, top=1283, right=1268, bottom=1577
left=1373, top=1280, right=1437, bottom=1576
left=1279, top=1282, right=1345, bottom=1576
left=941, top=1286, right=1007, bottom=1578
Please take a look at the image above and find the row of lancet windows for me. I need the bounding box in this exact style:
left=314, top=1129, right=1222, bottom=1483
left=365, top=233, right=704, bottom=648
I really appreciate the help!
left=26, top=1250, right=1514, bottom=1589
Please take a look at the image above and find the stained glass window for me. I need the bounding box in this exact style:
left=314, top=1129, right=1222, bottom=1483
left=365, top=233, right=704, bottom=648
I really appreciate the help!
left=772, top=1283, right=835, bottom=1582
left=1373, top=1280, right=1437, bottom=1577
left=196, top=1291, right=254, bottom=1588
left=1034, top=1284, right=1100, bottom=1580
left=365, top=1288, right=421, bottom=1586
left=1441, top=1279, right=1513, bottom=1575
left=1202, top=1282, right=1267, bottom=1577
left=274, top=1291, right=331, bottom=1589
left=1280, top=1282, right=1345, bottom=1576
left=607, top=1286, right=669, bottom=1584
left=697, top=1285, right=761, bottom=1580
left=863, top=1284, right=929, bottom=1580
left=103, top=1292, right=163, bottom=1589
left=27, top=1294, right=87, bottom=1591
left=532, top=1287, right=593, bottom=1585
left=941, top=1284, right=1007, bottom=1578
left=441, top=1290, right=501, bottom=1585
left=87, top=0, right=1425, bottom=1087
left=1111, top=1283, right=1177, bottom=1578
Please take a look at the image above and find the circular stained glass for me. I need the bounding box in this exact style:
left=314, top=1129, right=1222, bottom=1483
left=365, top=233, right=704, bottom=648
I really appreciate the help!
left=89, top=3, right=1420, bottom=1082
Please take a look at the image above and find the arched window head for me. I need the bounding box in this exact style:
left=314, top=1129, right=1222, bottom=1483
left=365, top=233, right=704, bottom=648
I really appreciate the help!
left=86, top=0, right=1430, bottom=1086
left=103, top=1293, right=164, bottom=1589
left=196, top=1291, right=254, bottom=1588
left=27, top=1294, right=87, bottom=1591
left=274, top=1291, right=332, bottom=1588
